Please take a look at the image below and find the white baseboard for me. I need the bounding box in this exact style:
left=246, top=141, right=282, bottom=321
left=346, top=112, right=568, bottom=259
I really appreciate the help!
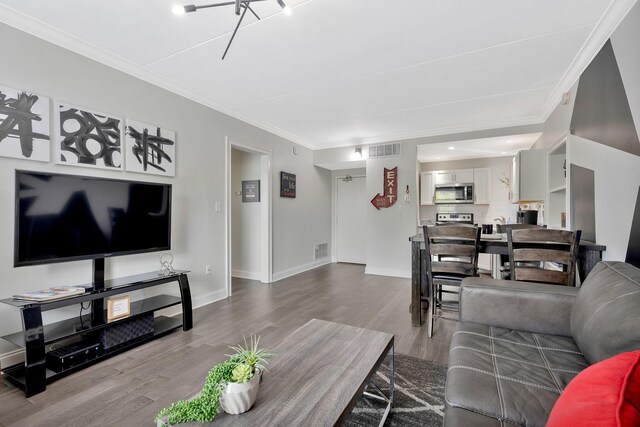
left=160, top=288, right=228, bottom=317
left=231, top=269, right=261, bottom=281
left=272, top=258, right=332, bottom=282
left=365, top=266, right=411, bottom=279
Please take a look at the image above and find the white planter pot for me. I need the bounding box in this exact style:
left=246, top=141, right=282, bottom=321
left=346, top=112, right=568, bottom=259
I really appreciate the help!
left=219, top=371, right=260, bottom=415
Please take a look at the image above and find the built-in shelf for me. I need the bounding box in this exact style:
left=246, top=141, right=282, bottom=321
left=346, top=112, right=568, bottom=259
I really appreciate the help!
left=549, top=184, right=566, bottom=193
left=547, top=136, right=569, bottom=230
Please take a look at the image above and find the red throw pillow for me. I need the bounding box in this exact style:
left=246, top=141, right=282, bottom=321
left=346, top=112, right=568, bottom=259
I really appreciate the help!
left=547, top=350, right=640, bottom=427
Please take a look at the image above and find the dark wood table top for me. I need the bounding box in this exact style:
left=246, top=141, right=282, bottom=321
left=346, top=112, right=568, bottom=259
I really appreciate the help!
left=410, top=233, right=606, bottom=253
left=210, top=319, right=393, bottom=426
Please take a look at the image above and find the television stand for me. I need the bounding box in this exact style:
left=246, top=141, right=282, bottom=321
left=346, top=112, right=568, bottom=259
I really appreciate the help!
left=0, top=271, right=192, bottom=397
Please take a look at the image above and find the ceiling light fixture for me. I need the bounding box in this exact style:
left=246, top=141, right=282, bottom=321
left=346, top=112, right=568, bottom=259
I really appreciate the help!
left=448, top=146, right=455, bottom=150
left=175, top=0, right=291, bottom=60
left=276, top=0, right=292, bottom=15
left=172, top=5, right=186, bottom=15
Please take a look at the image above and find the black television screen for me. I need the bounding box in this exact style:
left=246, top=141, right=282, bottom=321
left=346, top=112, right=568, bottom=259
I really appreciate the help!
left=15, top=171, right=172, bottom=267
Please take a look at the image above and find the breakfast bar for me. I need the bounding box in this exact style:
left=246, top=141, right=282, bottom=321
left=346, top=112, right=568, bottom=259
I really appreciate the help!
left=409, top=234, right=607, bottom=327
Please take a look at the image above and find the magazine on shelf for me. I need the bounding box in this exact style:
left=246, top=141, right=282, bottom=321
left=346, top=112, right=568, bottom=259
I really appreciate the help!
left=13, top=286, right=86, bottom=302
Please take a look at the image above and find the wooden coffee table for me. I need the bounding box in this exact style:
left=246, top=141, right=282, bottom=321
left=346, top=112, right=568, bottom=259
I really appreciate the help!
left=212, top=319, right=394, bottom=426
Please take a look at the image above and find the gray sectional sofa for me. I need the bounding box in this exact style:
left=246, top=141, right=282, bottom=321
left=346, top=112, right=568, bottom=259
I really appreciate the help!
left=444, top=261, right=640, bottom=426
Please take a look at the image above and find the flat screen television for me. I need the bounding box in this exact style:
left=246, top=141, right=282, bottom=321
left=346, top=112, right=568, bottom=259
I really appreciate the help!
left=15, top=170, right=172, bottom=267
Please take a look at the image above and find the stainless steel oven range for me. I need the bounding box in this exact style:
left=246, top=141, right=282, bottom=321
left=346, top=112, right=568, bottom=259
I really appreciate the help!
left=435, top=213, right=474, bottom=225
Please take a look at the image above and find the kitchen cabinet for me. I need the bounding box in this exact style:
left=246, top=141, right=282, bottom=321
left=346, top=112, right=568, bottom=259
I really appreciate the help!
left=473, top=167, right=491, bottom=204
left=420, top=172, right=434, bottom=205
left=434, top=169, right=474, bottom=185
left=509, top=149, right=545, bottom=203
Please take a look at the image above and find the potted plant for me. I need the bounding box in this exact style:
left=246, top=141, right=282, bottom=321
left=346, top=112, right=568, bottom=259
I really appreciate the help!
left=156, top=336, right=273, bottom=427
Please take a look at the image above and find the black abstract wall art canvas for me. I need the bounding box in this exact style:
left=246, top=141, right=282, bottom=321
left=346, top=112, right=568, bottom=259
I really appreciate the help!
left=55, top=103, right=123, bottom=170
left=125, top=119, right=176, bottom=177
left=0, top=85, right=50, bottom=162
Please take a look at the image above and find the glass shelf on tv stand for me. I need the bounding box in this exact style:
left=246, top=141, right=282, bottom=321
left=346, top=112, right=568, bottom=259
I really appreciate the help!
left=0, top=270, right=193, bottom=397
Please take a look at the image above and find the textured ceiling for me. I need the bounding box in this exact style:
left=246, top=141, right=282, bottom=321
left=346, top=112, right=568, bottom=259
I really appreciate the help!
left=0, top=0, right=629, bottom=149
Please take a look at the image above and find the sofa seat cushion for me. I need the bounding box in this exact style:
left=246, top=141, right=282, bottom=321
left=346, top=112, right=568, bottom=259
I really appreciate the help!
left=445, top=323, right=589, bottom=427
left=444, top=406, right=522, bottom=427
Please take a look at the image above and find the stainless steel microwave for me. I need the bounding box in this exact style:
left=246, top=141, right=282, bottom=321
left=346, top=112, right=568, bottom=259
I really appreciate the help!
left=433, top=183, right=474, bottom=204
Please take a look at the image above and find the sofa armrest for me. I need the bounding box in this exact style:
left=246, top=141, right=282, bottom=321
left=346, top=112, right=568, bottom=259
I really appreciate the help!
left=459, top=277, right=579, bottom=337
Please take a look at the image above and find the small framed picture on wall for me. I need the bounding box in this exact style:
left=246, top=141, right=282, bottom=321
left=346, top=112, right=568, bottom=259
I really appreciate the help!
left=242, top=180, right=260, bottom=202
left=280, top=172, right=296, bottom=198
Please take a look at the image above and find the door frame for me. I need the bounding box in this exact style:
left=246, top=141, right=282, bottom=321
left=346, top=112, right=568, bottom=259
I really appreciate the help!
left=332, top=174, right=366, bottom=263
left=225, top=136, right=273, bottom=297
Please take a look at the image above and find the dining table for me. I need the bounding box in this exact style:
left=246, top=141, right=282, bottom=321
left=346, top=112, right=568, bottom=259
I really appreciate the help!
left=409, top=233, right=607, bottom=327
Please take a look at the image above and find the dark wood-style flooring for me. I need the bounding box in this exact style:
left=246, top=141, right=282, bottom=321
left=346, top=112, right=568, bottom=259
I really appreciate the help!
left=0, top=263, right=456, bottom=426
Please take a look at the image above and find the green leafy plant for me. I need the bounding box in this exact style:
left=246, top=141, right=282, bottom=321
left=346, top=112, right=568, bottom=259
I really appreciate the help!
left=230, top=363, right=252, bottom=383
left=155, top=335, right=273, bottom=427
left=227, top=335, right=274, bottom=374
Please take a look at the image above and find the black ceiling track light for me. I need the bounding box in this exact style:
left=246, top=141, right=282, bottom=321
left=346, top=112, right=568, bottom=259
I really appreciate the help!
left=173, top=0, right=292, bottom=60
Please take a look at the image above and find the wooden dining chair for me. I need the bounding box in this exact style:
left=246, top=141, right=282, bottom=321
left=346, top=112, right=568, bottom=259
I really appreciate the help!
left=422, top=224, right=481, bottom=337
left=506, top=228, right=582, bottom=286
left=495, top=224, right=546, bottom=279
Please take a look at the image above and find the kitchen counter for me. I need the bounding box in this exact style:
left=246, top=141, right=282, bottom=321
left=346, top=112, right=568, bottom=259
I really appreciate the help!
left=409, top=233, right=606, bottom=327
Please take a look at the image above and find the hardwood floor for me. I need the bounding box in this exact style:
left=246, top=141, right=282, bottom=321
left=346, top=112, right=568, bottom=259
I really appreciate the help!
left=0, top=263, right=456, bottom=426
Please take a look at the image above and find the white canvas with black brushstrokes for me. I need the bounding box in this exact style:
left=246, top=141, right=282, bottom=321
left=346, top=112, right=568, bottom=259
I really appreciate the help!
left=0, top=85, right=50, bottom=162
left=55, top=103, right=123, bottom=170
left=125, top=119, right=176, bottom=177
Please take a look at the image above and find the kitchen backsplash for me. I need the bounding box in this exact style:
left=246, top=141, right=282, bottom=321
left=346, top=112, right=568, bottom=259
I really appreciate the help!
left=419, top=202, right=535, bottom=226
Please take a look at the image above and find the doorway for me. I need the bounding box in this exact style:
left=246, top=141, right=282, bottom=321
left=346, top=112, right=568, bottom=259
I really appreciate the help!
left=225, top=137, right=272, bottom=297
left=335, top=175, right=367, bottom=264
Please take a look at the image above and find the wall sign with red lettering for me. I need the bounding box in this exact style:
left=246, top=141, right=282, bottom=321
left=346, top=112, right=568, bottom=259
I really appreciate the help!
left=371, top=167, right=398, bottom=210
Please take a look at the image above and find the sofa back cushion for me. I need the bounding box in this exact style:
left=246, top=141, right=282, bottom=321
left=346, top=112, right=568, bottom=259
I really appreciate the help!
left=571, top=262, right=640, bottom=364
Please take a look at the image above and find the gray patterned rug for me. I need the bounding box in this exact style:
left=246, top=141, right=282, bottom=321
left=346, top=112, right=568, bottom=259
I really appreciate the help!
left=344, top=354, right=447, bottom=427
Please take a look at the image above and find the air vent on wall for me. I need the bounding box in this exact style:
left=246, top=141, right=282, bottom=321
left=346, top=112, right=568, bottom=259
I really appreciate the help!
left=368, top=143, right=402, bottom=158
left=314, top=243, right=328, bottom=260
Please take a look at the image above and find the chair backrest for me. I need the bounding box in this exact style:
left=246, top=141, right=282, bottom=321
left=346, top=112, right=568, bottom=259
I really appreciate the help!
left=507, top=228, right=582, bottom=286
left=423, top=224, right=481, bottom=278
left=495, top=223, right=546, bottom=233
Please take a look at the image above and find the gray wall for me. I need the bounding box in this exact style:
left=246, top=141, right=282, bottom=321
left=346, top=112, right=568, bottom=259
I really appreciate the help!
left=535, top=2, right=640, bottom=261
left=0, top=23, right=331, bottom=355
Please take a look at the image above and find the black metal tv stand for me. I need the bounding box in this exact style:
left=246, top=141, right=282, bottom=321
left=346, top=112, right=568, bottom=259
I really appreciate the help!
left=0, top=271, right=192, bottom=397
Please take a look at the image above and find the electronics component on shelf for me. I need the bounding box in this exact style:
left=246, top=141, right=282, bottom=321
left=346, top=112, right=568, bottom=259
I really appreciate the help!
left=99, top=313, right=155, bottom=351
left=46, top=342, right=102, bottom=373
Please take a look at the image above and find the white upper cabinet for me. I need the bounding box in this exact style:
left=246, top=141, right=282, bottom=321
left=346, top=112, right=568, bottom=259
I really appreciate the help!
left=473, top=168, right=491, bottom=204
left=434, top=169, right=474, bottom=185
left=509, top=150, right=545, bottom=203
left=420, top=172, right=434, bottom=205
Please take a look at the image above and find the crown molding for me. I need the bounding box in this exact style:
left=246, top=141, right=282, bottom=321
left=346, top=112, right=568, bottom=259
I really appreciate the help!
left=320, top=115, right=543, bottom=150
left=537, top=0, right=638, bottom=122
left=0, top=5, right=318, bottom=150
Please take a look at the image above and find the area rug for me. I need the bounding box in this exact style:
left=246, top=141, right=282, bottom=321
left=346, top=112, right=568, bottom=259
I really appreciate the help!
left=343, top=354, right=447, bottom=427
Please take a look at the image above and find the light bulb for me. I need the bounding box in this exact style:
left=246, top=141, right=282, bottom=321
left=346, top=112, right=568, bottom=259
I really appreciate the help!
left=283, top=6, right=292, bottom=15
left=172, top=5, right=186, bottom=15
